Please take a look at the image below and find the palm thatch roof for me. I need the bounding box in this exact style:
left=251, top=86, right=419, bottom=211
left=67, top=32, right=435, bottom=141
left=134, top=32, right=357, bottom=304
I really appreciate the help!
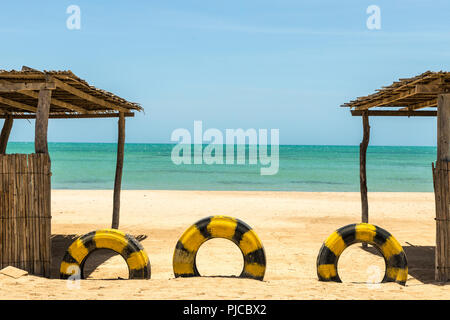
left=0, top=66, right=142, bottom=118
left=342, top=71, right=450, bottom=116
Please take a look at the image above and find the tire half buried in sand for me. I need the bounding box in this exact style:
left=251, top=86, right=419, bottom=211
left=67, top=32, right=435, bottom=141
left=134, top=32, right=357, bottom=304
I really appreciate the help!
left=60, top=229, right=151, bottom=280
left=173, top=215, right=266, bottom=280
left=317, top=223, right=408, bottom=285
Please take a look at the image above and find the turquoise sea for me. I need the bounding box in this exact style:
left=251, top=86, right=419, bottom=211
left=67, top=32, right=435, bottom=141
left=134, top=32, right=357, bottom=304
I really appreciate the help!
left=6, top=143, right=436, bottom=192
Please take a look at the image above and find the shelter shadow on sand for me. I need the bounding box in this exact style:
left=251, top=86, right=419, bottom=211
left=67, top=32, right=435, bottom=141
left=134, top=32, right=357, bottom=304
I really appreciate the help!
left=362, top=244, right=439, bottom=284
left=50, top=234, right=148, bottom=279
left=50, top=234, right=79, bottom=279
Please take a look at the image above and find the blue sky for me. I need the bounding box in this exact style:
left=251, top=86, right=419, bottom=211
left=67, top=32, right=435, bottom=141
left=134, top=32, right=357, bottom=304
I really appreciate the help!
left=1, top=0, right=449, bottom=145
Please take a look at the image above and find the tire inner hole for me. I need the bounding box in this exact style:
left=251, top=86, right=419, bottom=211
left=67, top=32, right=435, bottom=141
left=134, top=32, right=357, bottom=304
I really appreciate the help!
left=83, top=248, right=130, bottom=280
left=337, top=243, right=386, bottom=284
left=196, top=238, right=244, bottom=277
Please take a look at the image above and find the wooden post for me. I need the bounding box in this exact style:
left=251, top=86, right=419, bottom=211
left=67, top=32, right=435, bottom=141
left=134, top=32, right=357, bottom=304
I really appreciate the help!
left=0, top=115, right=13, bottom=154
left=111, top=112, right=125, bottom=229
left=33, top=89, right=52, bottom=277
left=360, top=112, right=370, bottom=248
left=360, top=112, right=370, bottom=222
left=35, top=89, right=52, bottom=154
left=434, top=94, right=450, bottom=282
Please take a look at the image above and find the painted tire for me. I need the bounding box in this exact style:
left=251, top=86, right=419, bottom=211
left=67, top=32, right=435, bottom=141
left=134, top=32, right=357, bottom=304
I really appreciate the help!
left=317, top=223, right=408, bottom=285
left=60, top=229, right=151, bottom=279
left=173, top=216, right=266, bottom=280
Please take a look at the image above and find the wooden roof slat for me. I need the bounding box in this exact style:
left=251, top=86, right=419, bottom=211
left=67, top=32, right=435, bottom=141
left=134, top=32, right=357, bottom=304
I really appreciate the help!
left=351, top=110, right=437, bottom=117
left=52, top=77, right=130, bottom=113
left=0, top=67, right=142, bottom=117
left=0, top=96, right=37, bottom=112
left=0, top=80, right=56, bottom=92
left=353, top=84, right=440, bottom=110
left=342, top=71, right=450, bottom=114
left=0, top=112, right=135, bottom=119
left=346, top=71, right=441, bottom=105
left=399, top=99, right=438, bottom=111
left=17, top=90, right=89, bottom=114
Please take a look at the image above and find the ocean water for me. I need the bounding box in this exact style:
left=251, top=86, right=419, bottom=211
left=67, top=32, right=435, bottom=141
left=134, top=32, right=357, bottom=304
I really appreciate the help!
left=5, top=143, right=436, bottom=192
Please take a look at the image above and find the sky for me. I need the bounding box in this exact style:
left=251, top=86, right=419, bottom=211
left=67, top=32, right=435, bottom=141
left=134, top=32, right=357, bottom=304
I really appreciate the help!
left=0, top=0, right=449, bottom=146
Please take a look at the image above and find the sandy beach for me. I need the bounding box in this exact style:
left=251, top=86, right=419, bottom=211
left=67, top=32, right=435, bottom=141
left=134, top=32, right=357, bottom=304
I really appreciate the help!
left=0, top=190, right=447, bottom=300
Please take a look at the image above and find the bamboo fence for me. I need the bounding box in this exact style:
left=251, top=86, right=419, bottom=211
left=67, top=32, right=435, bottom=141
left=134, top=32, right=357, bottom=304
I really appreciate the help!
left=0, top=153, right=51, bottom=277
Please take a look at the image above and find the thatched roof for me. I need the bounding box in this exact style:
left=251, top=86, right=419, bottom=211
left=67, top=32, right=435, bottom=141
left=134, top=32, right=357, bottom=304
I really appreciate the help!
left=342, top=71, right=450, bottom=116
left=0, top=66, right=142, bottom=118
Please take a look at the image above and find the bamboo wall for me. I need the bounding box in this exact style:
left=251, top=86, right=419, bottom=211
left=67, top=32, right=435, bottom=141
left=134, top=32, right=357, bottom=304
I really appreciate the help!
left=0, top=154, right=51, bottom=277
left=433, top=160, right=450, bottom=282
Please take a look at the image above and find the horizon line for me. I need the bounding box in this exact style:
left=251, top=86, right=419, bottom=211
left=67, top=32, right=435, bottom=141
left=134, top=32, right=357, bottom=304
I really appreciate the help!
left=7, top=141, right=437, bottom=148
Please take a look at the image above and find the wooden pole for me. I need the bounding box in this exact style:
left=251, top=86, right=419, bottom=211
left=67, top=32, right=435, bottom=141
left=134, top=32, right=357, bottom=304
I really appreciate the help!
left=33, top=89, right=52, bottom=277
left=0, top=115, right=13, bottom=154
left=35, top=89, right=52, bottom=154
left=434, top=94, right=450, bottom=282
left=360, top=112, right=370, bottom=223
left=111, top=112, right=125, bottom=229
left=360, top=112, right=370, bottom=248
left=437, top=95, right=450, bottom=162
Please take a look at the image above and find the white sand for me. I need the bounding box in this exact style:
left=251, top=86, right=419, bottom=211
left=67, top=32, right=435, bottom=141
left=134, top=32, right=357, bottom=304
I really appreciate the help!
left=1, top=190, right=448, bottom=300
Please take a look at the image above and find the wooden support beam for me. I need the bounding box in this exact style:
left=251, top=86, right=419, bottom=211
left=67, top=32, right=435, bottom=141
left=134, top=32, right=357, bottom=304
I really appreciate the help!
left=52, top=77, right=130, bottom=113
left=360, top=112, right=370, bottom=249
left=111, top=112, right=125, bottom=229
left=18, top=90, right=88, bottom=114
left=416, top=84, right=441, bottom=93
left=0, top=115, right=13, bottom=154
left=346, top=77, right=445, bottom=110
left=434, top=94, right=450, bottom=282
left=353, top=85, right=435, bottom=110
left=437, top=95, right=450, bottom=162
left=351, top=110, right=437, bottom=117
left=34, top=90, right=52, bottom=154
left=0, top=112, right=135, bottom=119
left=0, top=96, right=37, bottom=112
left=399, top=99, right=438, bottom=111
left=0, top=80, right=56, bottom=92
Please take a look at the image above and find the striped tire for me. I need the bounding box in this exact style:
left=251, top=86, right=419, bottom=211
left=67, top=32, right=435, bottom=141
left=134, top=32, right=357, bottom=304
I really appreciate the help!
left=173, top=216, right=266, bottom=281
left=317, top=223, right=408, bottom=285
left=60, top=229, right=151, bottom=279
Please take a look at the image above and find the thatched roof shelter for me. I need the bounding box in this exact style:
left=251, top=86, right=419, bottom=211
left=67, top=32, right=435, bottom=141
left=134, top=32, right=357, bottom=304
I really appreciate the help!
left=0, top=66, right=142, bottom=277
left=0, top=66, right=143, bottom=230
left=0, top=66, right=142, bottom=118
left=342, top=71, right=450, bottom=282
left=342, top=71, right=450, bottom=116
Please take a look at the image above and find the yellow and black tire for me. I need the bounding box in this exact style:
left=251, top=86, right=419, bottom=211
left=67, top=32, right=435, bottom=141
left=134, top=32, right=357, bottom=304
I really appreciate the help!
left=173, top=216, right=266, bottom=281
left=316, top=223, right=408, bottom=285
left=60, top=229, right=151, bottom=279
